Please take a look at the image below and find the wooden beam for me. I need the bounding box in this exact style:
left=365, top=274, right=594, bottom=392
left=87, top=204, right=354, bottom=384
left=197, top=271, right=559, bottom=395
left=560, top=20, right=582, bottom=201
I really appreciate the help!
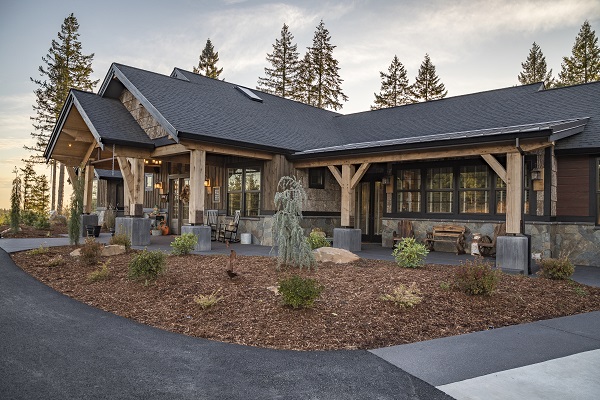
left=83, top=165, right=94, bottom=214
left=189, top=149, right=206, bottom=224
left=66, top=166, right=77, bottom=187
left=350, top=163, right=371, bottom=189
left=505, top=152, right=523, bottom=234
left=481, top=154, right=507, bottom=183
left=327, top=165, right=343, bottom=186
left=181, top=140, right=273, bottom=160
left=117, top=157, right=133, bottom=215
left=113, top=145, right=152, bottom=160
left=81, top=142, right=97, bottom=167
left=130, top=158, right=144, bottom=217
left=340, top=164, right=355, bottom=227
left=151, top=143, right=189, bottom=158
left=293, top=139, right=551, bottom=168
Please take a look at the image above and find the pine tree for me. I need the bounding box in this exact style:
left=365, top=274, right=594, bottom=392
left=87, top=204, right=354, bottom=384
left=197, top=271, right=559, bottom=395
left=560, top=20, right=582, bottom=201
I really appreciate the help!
left=68, top=174, right=84, bottom=245
left=295, top=52, right=317, bottom=106
left=558, top=21, right=600, bottom=86
left=10, top=168, right=21, bottom=233
left=305, top=20, right=348, bottom=110
left=372, top=55, right=411, bottom=109
left=410, top=54, right=447, bottom=102
left=193, top=38, right=223, bottom=79
left=257, top=24, right=300, bottom=98
left=20, top=161, right=37, bottom=212
left=29, top=13, right=98, bottom=215
left=518, top=42, right=554, bottom=87
left=31, top=175, right=50, bottom=215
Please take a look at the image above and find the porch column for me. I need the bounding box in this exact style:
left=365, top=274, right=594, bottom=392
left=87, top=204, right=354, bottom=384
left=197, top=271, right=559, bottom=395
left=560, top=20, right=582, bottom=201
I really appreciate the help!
left=83, top=164, right=94, bottom=214
left=328, top=163, right=370, bottom=228
left=505, top=152, right=523, bottom=234
left=130, top=158, right=144, bottom=217
left=189, top=149, right=206, bottom=225
left=117, top=157, right=132, bottom=216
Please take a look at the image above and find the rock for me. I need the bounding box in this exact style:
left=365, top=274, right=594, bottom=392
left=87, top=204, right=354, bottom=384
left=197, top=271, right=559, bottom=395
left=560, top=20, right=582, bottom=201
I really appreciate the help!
left=70, top=248, right=82, bottom=257
left=313, top=247, right=359, bottom=264
left=102, top=245, right=126, bottom=256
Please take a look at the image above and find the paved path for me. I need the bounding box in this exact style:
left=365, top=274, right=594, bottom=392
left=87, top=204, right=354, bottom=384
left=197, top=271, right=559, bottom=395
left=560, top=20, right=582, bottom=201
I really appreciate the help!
left=2, top=237, right=600, bottom=399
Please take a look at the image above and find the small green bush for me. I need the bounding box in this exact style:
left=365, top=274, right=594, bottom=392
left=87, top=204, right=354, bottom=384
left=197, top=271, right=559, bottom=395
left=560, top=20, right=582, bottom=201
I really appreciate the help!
left=27, top=244, right=48, bottom=256
left=392, top=237, right=429, bottom=268
left=306, top=230, right=331, bottom=250
left=170, top=233, right=198, bottom=255
left=47, top=255, right=65, bottom=268
left=21, top=210, right=38, bottom=226
left=128, top=249, right=167, bottom=284
left=454, top=259, right=502, bottom=296
left=88, top=262, right=110, bottom=282
left=380, top=282, right=423, bottom=308
left=193, top=289, right=223, bottom=309
left=33, top=214, right=50, bottom=230
left=537, top=257, right=574, bottom=280
left=278, top=275, right=323, bottom=309
left=80, top=237, right=103, bottom=266
left=109, top=233, right=131, bottom=251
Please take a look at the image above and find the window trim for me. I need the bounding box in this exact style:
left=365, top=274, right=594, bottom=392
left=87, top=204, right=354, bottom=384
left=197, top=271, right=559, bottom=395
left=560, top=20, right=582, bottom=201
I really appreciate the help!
left=226, top=166, right=262, bottom=217
left=308, top=168, right=326, bottom=189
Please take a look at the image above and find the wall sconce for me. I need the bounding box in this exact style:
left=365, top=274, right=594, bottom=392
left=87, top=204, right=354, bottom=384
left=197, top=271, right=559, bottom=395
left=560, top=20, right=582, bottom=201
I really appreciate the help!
left=381, top=176, right=391, bottom=185
left=530, top=168, right=542, bottom=181
left=154, top=181, right=163, bottom=190
left=144, top=159, right=162, bottom=165
left=204, top=179, right=211, bottom=187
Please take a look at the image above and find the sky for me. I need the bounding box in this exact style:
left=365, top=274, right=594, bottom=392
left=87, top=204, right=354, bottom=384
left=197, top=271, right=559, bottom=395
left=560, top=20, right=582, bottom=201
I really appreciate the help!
left=0, top=0, right=599, bottom=209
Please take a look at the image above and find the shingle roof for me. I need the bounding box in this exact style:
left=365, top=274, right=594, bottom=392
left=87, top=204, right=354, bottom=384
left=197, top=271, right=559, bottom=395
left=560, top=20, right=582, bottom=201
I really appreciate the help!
left=89, top=63, right=600, bottom=155
left=95, top=168, right=123, bottom=179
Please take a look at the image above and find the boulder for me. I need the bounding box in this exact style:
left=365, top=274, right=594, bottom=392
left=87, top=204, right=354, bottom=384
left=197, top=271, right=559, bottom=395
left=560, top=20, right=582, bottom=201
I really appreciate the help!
left=70, top=248, right=81, bottom=257
left=313, top=247, right=359, bottom=264
left=102, top=245, right=126, bottom=257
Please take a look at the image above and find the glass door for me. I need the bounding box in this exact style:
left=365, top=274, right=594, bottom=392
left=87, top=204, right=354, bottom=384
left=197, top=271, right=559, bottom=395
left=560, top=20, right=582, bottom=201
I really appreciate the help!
left=356, top=180, right=384, bottom=242
left=169, top=177, right=190, bottom=235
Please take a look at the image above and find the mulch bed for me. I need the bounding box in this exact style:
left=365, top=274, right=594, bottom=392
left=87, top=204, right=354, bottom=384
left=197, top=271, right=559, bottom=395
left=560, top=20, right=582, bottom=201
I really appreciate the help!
left=1, top=224, right=68, bottom=238
left=11, top=246, right=600, bottom=351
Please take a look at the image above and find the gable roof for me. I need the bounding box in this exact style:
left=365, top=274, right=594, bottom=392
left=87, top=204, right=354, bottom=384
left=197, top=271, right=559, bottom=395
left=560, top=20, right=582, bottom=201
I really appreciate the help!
left=49, top=63, right=600, bottom=162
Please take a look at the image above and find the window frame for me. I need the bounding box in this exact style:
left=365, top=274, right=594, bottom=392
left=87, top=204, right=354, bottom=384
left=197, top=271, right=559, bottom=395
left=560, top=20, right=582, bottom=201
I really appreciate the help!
left=226, top=166, right=262, bottom=217
left=458, top=165, right=490, bottom=214
left=308, top=168, right=326, bottom=189
left=426, top=167, right=454, bottom=214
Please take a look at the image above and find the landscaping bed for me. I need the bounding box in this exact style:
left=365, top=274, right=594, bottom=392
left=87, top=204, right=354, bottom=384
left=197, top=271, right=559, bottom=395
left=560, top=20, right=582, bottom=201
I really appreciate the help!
left=11, top=246, right=600, bottom=351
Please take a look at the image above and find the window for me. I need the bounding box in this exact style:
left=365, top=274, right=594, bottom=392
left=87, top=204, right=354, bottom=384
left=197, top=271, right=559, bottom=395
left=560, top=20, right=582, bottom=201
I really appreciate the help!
left=227, top=167, right=261, bottom=217
left=495, top=164, right=530, bottom=215
left=308, top=168, right=325, bottom=189
left=145, top=173, right=153, bottom=191
left=426, top=167, right=453, bottom=213
left=397, top=169, right=421, bottom=212
left=459, top=165, right=489, bottom=213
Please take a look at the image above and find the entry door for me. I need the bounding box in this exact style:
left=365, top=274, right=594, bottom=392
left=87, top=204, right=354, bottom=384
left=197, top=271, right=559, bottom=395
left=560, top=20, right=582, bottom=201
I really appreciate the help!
left=169, top=177, right=190, bottom=235
left=356, top=180, right=384, bottom=242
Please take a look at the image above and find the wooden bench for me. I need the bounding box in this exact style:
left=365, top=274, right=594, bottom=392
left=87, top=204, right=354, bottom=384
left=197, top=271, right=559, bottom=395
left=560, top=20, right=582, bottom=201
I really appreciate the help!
left=477, top=223, right=506, bottom=257
left=392, top=220, right=414, bottom=248
left=424, top=225, right=466, bottom=255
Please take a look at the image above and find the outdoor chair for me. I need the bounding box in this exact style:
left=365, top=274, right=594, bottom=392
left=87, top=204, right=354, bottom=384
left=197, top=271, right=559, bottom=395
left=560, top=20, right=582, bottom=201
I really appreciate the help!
left=392, top=219, right=414, bottom=248
left=477, top=222, right=506, bottom=257
left=218, top=210, right=241, bottom=243
left=205, top=209, right=219, bottom=241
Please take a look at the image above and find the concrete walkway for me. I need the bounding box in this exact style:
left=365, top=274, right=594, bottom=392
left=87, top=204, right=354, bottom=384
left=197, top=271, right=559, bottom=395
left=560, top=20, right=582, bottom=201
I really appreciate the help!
left=1, top=236, right=599, bottom=399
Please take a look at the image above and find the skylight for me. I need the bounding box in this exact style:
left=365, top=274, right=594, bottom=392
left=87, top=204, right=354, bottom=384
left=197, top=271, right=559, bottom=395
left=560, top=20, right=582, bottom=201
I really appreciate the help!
left=235, top=86, right=263, bottom=102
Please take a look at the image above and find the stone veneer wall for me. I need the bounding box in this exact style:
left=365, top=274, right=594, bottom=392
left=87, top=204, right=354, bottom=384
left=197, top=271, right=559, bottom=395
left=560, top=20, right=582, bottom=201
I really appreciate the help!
left=382, top=218, right=600, bottom=266
left=119, top=89, right=170, bottom=139
left=237, top=215, right=341, bottom=246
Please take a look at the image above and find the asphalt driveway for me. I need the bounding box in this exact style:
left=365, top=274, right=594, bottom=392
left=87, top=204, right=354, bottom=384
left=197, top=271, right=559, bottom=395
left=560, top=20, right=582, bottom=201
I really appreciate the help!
left=0, top=248, right=450, bottom=400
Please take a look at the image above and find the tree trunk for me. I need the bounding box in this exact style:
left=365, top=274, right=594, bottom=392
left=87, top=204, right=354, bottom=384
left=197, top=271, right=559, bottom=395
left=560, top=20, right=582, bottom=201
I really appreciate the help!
left=57, top=162, right=65, bottom=215
left=51, top=159, right=57, bottom=211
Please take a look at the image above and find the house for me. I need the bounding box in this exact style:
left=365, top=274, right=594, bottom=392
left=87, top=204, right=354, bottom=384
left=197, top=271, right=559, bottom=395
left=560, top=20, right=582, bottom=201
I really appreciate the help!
left=45, top=63, right=600, bottom=265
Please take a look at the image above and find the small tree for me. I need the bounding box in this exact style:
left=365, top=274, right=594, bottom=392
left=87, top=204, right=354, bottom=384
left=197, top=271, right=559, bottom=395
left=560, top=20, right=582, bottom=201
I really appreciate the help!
left=518, top=42, right=554, bottom=87
left=372, top=55, right=412, bottom=109
left=410, top=53, right=447, bottom=102
left=257, top=23, right=300, bottom=99
left=193, top=38, right=223, bottom=79
left=10, top=168, right=21, bottom=233
left=272, top=176, right=315, bottom=270
left=558, top=20, right=600, bottom=86
left=68, top=174, right=84, bottom=245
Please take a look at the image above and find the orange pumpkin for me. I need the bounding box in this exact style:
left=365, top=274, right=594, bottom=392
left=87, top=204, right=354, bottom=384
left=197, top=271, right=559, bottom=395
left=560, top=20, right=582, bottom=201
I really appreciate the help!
left=159, top=221, right=170, bottom=235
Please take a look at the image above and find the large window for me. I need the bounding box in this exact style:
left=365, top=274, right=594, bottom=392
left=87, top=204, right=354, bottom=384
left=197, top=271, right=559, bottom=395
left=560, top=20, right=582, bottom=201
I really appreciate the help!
left=227, top=167, right=261, bottom=217
left=459, top=165, right=489, bottom=213
left=397, top=169, right=421, bottom=212
left=426, top=167, right=453, bottom=213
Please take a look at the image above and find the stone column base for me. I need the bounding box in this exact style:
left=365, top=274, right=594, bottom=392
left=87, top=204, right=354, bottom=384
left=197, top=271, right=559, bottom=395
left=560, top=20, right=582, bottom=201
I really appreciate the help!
left=115, top=217, right=151, bottom=246
left=333, top=228, right=362, bottom=252
left=181, top=225, right=211, bottom=251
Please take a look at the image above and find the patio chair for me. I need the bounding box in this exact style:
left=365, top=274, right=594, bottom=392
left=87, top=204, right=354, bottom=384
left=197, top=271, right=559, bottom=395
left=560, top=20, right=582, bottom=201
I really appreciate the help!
left=218, top=210, right=241, bottom=243
left=477, top=222, right=506, bottom=257
left=205, top=209, right=219, bottom=241
left=392, top=219, right=414, bottom=248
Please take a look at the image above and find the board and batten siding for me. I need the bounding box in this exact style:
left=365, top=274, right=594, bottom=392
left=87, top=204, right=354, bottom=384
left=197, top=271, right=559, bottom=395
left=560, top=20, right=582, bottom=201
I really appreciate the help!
left=556, top=156, right=590, bottom=217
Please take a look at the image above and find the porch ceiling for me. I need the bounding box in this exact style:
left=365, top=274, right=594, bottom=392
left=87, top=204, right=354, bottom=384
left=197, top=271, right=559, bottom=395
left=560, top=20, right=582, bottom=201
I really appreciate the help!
left=51, top=107, right=98, bottom=167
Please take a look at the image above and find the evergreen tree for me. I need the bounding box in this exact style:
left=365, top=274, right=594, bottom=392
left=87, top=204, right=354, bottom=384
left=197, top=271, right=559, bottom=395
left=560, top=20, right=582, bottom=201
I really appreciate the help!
left=20, top=161, right=37, bottom=212
left=372, top=55, right=411, bottom=109
left=305, top=20, right=348, bottom=110
left=558, top=20, right=600, bottom=86
left=410, top=54, right=447, bottom=102
left=295, top=52, right=317, bottom=106
left=31, top=174, right=50, bottom=215
left=257, top=24, right=300, bottom=98
left=68, top=174, right=84, bottom=245
left=518, top=42, right=554, bottom=87
left=29, top=13, right=98, bottom=215
left=193, top=38, right=223, bottom=79
left=10, top=168, right=21, bottom=233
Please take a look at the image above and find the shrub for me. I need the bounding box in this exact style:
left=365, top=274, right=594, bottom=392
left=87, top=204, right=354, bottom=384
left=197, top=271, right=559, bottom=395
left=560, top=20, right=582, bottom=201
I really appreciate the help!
left=88, top=262, right=110, bottom=282
left=170, top=233, right=198, bottom=255
left=392, top=237, right=429, bottom=268
left=278, top=275, right=323, bottom=309
left=307, top=230, right=331, bottom=250
left=109, top=233, right=131, bottom=251
left=454, top=259, right=502, bottom=296
left=128, top=249, right=167, bottom=284
left=27, top=244, right=48, bottom=255
left=33, top=214, right=50, bottom=230
left=537, top=257, right=574, bottom=280
left=380, top=282, right=423, bottom=308
left=193, top=289, right=223, bottom=309
left=21, top=210, right=38, bottom=226
left=80, top=237, right=103, bottom=266
left=48, top=255, right=65, bottom=268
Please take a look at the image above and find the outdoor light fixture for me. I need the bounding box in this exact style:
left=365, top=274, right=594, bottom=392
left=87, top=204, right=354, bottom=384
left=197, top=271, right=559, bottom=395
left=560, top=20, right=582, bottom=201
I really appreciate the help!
left=204, top=179, right=211, bottom=187
left=144, top=159, right=162, bottom=165
left=154, top=181, right=163, bottom=190
left=530, top=168, right=542, bottom=181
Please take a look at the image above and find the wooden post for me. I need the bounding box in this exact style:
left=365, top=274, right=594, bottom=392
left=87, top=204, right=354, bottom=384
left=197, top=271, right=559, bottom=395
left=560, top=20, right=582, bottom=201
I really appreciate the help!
left=340, top=164, right=356, bottom=227
left=130, top=158, right=144, bottom=217
left=83, top=164, right=94, bottom=214
left=506, top=152, right=523, bottom=234
left=189, top=149, right=206, bottom=225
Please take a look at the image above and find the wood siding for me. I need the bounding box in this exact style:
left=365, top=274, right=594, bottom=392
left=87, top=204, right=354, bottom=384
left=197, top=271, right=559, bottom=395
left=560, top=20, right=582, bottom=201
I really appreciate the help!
left=556, top=156, right=590, bottom=216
